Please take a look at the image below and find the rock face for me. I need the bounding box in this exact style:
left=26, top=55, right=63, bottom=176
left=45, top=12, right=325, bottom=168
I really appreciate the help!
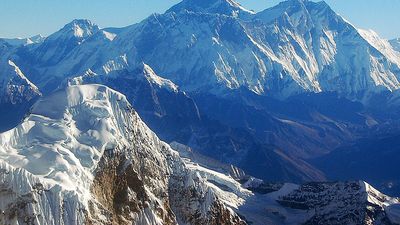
left=32, top=19, right=100, bottom=66
left=278, top=182, right=394, bottom=225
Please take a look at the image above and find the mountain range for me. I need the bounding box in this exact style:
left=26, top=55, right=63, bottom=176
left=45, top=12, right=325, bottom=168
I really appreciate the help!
left=1, top=0, right=400, bottom=224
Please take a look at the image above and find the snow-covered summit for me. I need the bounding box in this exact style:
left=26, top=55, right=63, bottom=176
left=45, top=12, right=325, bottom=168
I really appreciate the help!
left=32, top=19, right=101, bottom=65
left=167, top=0, right=255, bottom=17
left=0, top=84, right=245, bottom=224
left=256, top=0, right=331, bottom=26
left=0, top=85, right=128, bottom=194
left=50, top=19, right=100, bottom=40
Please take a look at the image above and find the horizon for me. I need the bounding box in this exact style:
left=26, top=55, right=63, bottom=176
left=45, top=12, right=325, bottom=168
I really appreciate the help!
left=0, top=0, right=399, bottom=40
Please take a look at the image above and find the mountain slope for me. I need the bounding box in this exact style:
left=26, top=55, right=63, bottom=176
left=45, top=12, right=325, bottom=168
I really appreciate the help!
left=0, top=60, right=41, bottom=131
left=0, top=60, right=40, bottom=104
left=66, top=63, right=330, bottom=183
left=0, top=84, right=245, bottom=224
left=0, top=84, right=398, bottom=225
left=33, top=19, right=100, bottom=65
left=312, top=133, right=400, bottom=197
left=66, top=63, right=202, bottom=143
left=390, top=38, right=400, bottom=52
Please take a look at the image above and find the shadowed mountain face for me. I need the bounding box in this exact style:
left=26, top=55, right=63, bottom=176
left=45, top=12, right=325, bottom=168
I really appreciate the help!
left=0, top=60, right=41, bottom=132
left=312, top=133, right=400, bottom=196
left=1, top=0, right=400, bottom=195
left=390, top=38, right=400, bottom=52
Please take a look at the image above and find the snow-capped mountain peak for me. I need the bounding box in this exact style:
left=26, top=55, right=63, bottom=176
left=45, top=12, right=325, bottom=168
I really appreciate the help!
left=31, top=19, right=101, bottom=66
left=0, top=84, right=131, bottom=195
left=61, top=19, right=99, bottom=39
left=8, top=0, right=400, bottom=101
left=167, top=0, right=255, bottom=17
left=256, top=0, right=335, bottom=30
left=44, top=19, right=100, bottom=45
left=0, top=84, right=247, bottom=224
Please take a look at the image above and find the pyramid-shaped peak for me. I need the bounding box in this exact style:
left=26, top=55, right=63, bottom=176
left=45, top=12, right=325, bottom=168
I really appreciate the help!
left=46, top=19, right=100, bottom=42
left=256, top=0, right=337, bottom=26
left=62, top=19, right=100, bottom=38
left=167, top=0, right=254, bottom=17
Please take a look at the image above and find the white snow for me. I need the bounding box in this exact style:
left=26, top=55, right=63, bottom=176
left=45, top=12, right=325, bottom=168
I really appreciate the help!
left=358, top=29, right=400, bottom=66
left=6, top=60, right=40, bottom=91
left=143, top=63, right=179, bottom=92
left=102, top=30, right=117, bottom=41
left=0, top=85, right=129, bottom=197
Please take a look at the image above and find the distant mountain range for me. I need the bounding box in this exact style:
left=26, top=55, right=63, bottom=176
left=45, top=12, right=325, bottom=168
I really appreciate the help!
left=1, top=0, right=400, bottom=224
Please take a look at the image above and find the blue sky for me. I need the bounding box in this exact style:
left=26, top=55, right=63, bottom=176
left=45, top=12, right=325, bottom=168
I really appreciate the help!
left=0, top=0, right=399, bottom=39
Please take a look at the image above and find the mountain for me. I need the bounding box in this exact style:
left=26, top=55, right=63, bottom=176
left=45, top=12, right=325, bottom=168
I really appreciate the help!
left=274, top=181, right=400, bottom=225
left=0, top=84, right=244, bottom=224
left=66, top=62, right=327, bottom=183
left=1, top=0, right=400, bottom=200
left=106, top=0, right=400, bottom=100
left=0, top=84, right=399, bottom=225
left=0, top=35, right=44, bottom=47
left=166, top=0, right=255, bottom=18
left=66, top=63, right=202, bottom=142
left=29, top=19, right=100, bottom=67
left=8, top=0, right=400, bottom=100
